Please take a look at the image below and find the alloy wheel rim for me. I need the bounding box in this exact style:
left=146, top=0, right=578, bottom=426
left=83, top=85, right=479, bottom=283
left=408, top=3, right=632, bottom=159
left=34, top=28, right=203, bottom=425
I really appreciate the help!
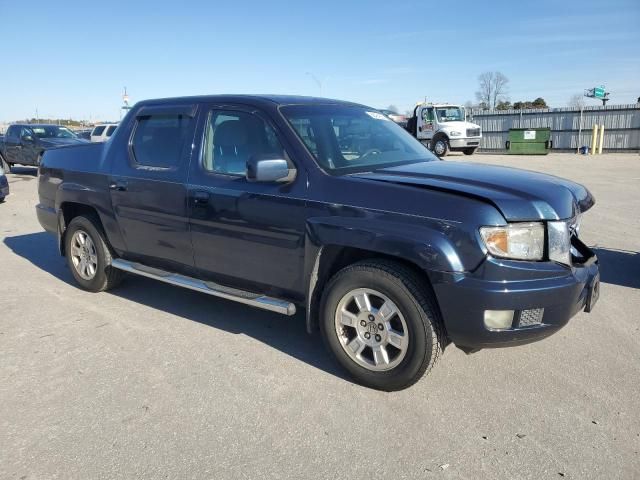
left=334, top=288, right=409, bottom=371
left=70, top=230, right=98, bottom=280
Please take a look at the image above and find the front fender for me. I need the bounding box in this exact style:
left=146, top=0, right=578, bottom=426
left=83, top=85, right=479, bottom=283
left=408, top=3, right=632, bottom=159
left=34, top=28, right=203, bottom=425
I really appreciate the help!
left=306, top=215, right=466, bottom=274
left=302, top=213, right=485, bottom=333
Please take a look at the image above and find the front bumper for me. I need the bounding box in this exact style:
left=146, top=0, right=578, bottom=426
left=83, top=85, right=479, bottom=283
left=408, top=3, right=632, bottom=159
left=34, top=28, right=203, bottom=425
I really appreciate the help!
left=449, top=137, right=482, bottom=150
left=450, top=137, right=481, bottom=149
left=431, top=250, right=599, bottom=349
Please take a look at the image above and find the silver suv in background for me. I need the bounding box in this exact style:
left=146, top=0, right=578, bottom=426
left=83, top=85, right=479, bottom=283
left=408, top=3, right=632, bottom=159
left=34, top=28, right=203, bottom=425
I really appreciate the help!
left=90, top=124, right=118, bottom=142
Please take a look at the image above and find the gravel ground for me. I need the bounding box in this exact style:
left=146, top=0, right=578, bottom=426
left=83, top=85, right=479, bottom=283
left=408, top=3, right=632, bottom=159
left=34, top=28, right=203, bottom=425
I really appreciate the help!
left=0, top=153, right=638, bottom=479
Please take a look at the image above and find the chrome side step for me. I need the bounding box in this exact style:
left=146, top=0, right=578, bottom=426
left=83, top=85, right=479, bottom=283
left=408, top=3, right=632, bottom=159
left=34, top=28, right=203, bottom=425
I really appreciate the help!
left=110, top=259, right=296, bottom=316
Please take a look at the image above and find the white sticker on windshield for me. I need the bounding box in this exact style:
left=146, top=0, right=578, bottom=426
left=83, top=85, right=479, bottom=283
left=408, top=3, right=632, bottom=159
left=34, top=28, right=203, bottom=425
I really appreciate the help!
left=366, top=111, right=391, bottom=121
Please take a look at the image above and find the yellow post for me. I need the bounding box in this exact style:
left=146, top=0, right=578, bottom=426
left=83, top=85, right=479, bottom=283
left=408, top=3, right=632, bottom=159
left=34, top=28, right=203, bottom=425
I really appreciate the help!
left=598, top=124, right=605, bottom=154
left=591, top=125, right=598, bottom=155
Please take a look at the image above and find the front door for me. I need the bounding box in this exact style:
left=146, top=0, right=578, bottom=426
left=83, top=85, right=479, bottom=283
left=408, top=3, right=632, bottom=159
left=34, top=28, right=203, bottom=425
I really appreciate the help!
left=18, top=126, right=39, bottom=166
left=416, top=107, right=436, bottom=142
left=108, top=104, right=197, bottom=272
left=187, top=106, right=308, bottom=300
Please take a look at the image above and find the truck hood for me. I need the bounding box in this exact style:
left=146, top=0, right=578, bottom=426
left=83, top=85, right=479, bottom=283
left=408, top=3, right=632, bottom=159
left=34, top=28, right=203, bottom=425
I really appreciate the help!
left=353, top=161, right=594, bottom=221
left=39, top=137, right=88, bottom=148
left=438, top=121, right=480, bottom=131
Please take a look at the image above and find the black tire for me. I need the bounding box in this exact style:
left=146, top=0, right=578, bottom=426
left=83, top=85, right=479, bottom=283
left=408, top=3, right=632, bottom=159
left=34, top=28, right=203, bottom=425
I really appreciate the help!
left=432, top=135, right=449, bottom=157
left=320, top=259, right=445, bottom=391
left=64, top=215, right=125, bottom=292
left=463, top=147, right=477, bottom=155
left=0, top=154, right=11, bottom=173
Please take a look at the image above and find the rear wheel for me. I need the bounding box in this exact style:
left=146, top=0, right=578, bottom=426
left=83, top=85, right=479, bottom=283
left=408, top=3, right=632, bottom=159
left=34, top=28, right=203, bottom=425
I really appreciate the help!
left=64, top=215, right=124, bottom=292
left=320, top=259, right=445, bottom=391
left=432, top=136, right=449, bottom=157
left=463, top=147, right=477, bottom=155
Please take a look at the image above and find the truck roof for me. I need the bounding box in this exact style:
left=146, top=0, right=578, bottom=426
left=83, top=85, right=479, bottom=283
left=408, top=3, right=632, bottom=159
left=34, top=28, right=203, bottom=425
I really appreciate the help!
left=9, top=123, right=70, bottom=128
left=135, top=94, right=365, bottom=109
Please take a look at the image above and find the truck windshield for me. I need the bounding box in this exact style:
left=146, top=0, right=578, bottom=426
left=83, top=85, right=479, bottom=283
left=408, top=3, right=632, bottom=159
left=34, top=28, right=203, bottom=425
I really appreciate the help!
left=31, top=126, right=78, bottom=139
left=435, top=107, right=464, bottom=123
left=281, top=105, right=437, bottom=174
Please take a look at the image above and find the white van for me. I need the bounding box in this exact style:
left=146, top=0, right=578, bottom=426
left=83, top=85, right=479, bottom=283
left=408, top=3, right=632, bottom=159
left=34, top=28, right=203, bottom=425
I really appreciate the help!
left=90, top=124, right=118, bottom=142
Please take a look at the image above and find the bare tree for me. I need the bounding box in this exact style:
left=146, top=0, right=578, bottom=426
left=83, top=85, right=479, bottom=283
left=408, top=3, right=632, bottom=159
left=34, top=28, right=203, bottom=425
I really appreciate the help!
left=386, top=105, right=399, bottom=113
left=475, top=71, right=509, bottom=110
left=568, top=94, right=585, bottom=109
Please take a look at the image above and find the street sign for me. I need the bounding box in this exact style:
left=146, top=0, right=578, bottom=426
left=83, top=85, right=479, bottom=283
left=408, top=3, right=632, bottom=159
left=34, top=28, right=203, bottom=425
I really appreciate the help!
left=593, top=86, right=605, bottom=99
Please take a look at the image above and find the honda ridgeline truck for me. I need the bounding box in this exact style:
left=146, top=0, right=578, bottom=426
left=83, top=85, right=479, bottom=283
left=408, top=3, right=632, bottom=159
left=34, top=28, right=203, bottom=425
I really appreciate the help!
left=406, top=103, right=482, bottom=156
left=36, top=95, right=600, bottom=391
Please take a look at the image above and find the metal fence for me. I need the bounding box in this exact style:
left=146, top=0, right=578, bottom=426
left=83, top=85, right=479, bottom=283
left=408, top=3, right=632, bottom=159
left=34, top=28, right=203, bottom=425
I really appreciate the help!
left=471, top=104, right=640, bottom=152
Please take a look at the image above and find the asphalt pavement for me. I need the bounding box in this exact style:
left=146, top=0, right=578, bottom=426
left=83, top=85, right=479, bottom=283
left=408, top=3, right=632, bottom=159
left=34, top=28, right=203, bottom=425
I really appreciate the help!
left=1, top=153, right=638, bottom=479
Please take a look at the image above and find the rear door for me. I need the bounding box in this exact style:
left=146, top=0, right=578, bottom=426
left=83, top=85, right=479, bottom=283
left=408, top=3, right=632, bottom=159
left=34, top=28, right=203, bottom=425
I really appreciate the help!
left=187, top=104, right=308, bottom=299
left=91, top=125, right=105, bottom=142
left=109, top=104, right=198, bottom=273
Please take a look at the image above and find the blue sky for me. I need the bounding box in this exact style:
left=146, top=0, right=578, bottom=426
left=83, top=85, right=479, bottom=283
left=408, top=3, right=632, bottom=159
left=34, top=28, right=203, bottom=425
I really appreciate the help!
left=1, top=0, right=639, bottom=121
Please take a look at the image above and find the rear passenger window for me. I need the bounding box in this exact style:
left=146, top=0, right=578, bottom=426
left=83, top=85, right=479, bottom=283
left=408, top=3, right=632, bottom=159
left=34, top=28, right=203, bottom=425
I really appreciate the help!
left=131, top=114, right=193, bottom=168
left=106, top=125, right=117, bottom=137
left=92, top=126, right=106, bottom=136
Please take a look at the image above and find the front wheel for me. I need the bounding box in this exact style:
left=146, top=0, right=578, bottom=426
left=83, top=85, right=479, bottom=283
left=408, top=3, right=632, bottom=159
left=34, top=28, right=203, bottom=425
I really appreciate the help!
left=432, top=137, right=449, bottom=157
left=320, top=260, right=445, bottom=391
left=463, top=147, right=477, bottom=155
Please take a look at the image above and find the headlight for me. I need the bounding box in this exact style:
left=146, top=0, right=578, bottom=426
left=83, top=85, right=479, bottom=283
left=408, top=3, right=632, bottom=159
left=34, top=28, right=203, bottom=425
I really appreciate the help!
left=480, top=222, right=545, bottom=260
left=548, top=220, right=571, bottom=265
left=449, top=131, right=462, bottom=136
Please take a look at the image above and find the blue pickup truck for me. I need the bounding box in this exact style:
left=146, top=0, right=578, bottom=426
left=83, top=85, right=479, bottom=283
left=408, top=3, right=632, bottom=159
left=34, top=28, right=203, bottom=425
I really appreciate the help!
left=36, top=95, right=600, bottom=390
left=0, top=123, right=87, bottom=172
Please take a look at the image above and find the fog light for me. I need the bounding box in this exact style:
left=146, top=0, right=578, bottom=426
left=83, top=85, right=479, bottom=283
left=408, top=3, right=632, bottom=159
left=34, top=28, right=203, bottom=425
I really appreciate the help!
left=484, top=310, right=515, bottom=330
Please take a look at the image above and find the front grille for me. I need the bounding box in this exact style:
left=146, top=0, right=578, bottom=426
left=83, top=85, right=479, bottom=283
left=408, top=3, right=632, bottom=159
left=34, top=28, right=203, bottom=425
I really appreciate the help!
left=466, top=128, right=481, bottom=137
left=517, top=308, right=544, bottom=327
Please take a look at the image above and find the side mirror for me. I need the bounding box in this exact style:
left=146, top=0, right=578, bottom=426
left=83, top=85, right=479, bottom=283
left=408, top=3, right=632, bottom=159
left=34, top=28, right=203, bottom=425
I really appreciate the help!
left=246, top=155, right=295, bottom=183
left=21, top=134, right=34, bottom=143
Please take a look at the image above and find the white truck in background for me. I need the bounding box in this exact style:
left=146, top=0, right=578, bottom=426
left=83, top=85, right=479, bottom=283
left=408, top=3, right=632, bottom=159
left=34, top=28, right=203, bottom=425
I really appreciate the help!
left=405, top=103, right=482, bottom=156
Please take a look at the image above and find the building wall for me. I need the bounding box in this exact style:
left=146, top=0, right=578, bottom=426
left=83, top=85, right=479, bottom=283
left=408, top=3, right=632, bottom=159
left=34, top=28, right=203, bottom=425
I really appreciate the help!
left=471, top=104, right=640, bottom=151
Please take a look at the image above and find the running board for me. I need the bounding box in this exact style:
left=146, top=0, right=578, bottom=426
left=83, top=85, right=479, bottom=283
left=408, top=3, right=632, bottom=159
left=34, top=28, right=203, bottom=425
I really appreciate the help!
left=110, top=259, right=296, bottom=316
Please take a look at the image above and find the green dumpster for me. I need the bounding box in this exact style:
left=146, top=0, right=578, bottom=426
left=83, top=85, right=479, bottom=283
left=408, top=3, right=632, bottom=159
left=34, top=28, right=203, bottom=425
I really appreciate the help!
left=506, top=128, right=552, bottom=155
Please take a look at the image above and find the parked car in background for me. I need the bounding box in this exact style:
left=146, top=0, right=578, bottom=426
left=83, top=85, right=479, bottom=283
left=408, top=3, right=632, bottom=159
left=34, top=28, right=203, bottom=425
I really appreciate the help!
left=90, top=124, right=118, bottom=142
left=37, top=95, right=600, bottom=391
left=379, top=109, right=407, bottom=127
left=75, top=129, right=92, bottom=141
left=0, top=124, right=88, bottom=171
left=0, top=165, right=9, bottom=201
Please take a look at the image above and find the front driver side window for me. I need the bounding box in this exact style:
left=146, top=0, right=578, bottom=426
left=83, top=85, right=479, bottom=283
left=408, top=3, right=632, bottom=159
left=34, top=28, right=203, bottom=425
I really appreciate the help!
left=423, top=108, right=435, bottom=122
left=203, top=110, right=285, bottom=175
